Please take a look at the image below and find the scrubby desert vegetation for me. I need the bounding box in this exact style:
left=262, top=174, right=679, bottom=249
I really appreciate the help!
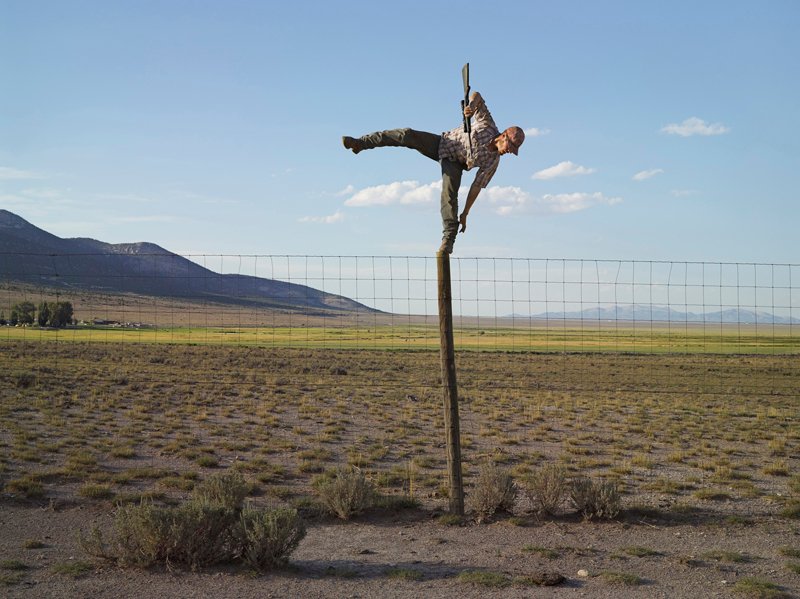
left=0, top=340, right=798, bottom=597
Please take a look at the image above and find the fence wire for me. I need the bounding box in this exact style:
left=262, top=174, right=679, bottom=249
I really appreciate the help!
left=3, top=251, right=798, bottom=522
left=1, top=253, right=798, bottom=402
left=2, top=253, right=797, bottom=352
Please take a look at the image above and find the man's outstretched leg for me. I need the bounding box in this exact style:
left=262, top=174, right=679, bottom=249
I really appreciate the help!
left=342, top=128, right=463, bottom=253
left=342, top=128, right=440, bottom=161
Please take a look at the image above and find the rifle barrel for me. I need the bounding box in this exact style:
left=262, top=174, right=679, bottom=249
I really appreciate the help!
left=461, top=63, right=472, bottom=151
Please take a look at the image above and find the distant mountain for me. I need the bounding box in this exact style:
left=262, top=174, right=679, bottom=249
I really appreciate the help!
left=0, top=210, right=374, bottom=314
left=511, top=304, right=799, bottom=325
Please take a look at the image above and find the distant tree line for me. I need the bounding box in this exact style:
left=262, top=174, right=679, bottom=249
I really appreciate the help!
left=1, top=301, right=74, bottom=327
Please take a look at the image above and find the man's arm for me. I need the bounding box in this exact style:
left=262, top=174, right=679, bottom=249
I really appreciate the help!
left=467, top=91, right=495, bottom=130
left=459, top=91, right=500, bottom=233
left=460, top=155, right=500, bottom=232
left=458, top=180, right=483, bottom=233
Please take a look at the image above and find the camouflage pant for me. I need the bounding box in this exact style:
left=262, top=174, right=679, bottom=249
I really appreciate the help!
left=358, top=128, right=463, bottom=250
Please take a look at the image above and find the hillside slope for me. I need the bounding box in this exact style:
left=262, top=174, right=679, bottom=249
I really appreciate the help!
left=0, top=210, right=373, bottom=314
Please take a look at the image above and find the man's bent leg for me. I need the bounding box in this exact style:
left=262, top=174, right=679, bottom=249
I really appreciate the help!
left=440, top=159, right=463, bottom=253
left=358, top=128, right=440, bottom=161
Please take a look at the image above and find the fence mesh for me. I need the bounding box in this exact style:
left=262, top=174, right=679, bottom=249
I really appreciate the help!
left=2, top=252, right=798, bottom=509
left=2, top=253, right=798, bottom=403
left=2, top=254, right=798, bottom=354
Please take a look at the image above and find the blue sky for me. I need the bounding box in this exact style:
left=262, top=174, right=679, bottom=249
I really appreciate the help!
left=2, top=1, right=798, bottom=263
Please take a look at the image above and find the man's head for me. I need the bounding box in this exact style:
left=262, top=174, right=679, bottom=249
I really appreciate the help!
left=494, top=127, right=525, bottom=156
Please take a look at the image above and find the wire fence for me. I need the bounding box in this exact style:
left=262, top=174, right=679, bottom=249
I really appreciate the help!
left=2, top=253, right=798, bottom=355
left=2, top=253, right=798, bottom=403
left=3, top=252, right=798, bottom=519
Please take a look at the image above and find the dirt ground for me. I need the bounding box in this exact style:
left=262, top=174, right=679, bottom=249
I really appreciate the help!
left=1, top=499, right=799, bottom=598
left=1, top=342, right=798, bottom=597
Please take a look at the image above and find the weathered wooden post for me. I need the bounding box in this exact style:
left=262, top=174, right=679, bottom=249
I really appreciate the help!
left=437, top=250, right=464, bottom=515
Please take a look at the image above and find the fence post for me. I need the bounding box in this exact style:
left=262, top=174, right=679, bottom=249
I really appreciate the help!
left=437, top=251, right=464, bottom=515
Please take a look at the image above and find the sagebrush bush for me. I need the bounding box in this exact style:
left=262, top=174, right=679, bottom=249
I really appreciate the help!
left=314, top=467, right=375, bottom=520
left=112, top=499, right=237, bottom=569
left=234, top=507, right=306, bottom=572
left=14, top=372, right=36, bottom=388
left=81, top=470, right=305, bottom=571
left=470, top=462, right=516, bottom=522
left=570, top=477, right=621, bottom=520
left=192, top=470, right=249, bottom=510
left=521, top=464, right=568, bottom=515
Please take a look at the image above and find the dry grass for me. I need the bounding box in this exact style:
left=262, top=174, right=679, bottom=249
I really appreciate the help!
left=0, top=340, right=797, bottom=528
left=732, top=577, right=793, bottom=598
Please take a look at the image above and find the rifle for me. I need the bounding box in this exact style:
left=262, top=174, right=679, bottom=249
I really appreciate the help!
left=460, top=63, right=472, bottom=156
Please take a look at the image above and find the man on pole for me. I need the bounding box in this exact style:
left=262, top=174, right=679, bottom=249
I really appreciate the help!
left=342, top=76, right=525, bottom=254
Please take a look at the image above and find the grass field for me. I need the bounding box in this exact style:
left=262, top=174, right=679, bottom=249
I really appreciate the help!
left=4, top=280, right=797, bottom=354
left=1, top=340, right=797, bottom=505
left=3, top=319, right=799, bottom=354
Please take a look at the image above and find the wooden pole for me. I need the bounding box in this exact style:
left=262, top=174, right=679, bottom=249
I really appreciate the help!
left=437, top=250, right=464, bottom=515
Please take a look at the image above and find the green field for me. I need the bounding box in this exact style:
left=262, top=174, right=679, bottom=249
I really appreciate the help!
left=3, top=320, right=798, bottom=354
left=4, top=281, right=797, bottom=353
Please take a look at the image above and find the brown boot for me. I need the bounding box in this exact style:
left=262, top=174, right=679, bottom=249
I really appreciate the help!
left=342, top=136, right=364, bottom=154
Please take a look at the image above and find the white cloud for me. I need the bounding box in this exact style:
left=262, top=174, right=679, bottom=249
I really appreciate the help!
left=340, top=179, right=621, bottom=218
left=484, top=186, right=621, bottom=216
left=633, top=168, right=664, bottom=181
left=344, top=180, right=441, bottom=207
left=524, top=127, right=550, bottom=137
left=484, top=186, right=532, bottom=215
left=661, top=117, right=730, bottom=137
left=335, top=184, right=355, bottom=197
left=0, top=166, right=45, bottom=180
left=299, top=210, right=344, bottom=224
left=671, top=189, right=698, bottom=197
left=533, top=161, right=596, bottom=180
left=538, top=192, right=622, bottom=214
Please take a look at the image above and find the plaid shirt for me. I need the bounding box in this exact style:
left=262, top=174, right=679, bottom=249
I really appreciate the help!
left=438, top=92, right=500, bottom=189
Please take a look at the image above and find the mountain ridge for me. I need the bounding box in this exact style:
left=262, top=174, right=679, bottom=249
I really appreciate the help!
left=510, top=303, right=799, bottom=325
left=0, top=210, right=373, bottom=314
